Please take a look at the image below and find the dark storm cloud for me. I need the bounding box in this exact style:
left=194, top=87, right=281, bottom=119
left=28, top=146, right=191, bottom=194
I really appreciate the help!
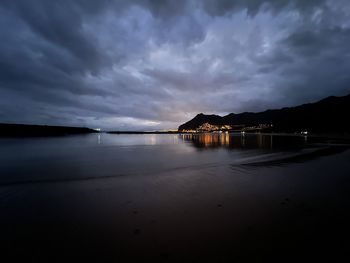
left=200, top=0, right=326, bottom=16
left=0, top=0, right=350, bottom=130
left=1, top=0, right=110, bottom=72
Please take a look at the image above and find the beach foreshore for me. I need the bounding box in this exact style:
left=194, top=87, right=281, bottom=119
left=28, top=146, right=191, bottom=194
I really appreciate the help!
left=1, top=144, right=350, bottom=262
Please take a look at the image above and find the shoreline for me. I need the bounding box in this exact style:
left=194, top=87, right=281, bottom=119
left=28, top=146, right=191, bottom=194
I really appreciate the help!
left=0, top=123, right=98, bottom=137
left=2, top=146, right=350, bottom=262
left=240, top=145, right=350, bottom=167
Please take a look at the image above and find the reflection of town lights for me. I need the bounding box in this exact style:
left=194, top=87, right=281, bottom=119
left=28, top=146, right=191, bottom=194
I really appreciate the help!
left=149, top=134, right=156, bottom=145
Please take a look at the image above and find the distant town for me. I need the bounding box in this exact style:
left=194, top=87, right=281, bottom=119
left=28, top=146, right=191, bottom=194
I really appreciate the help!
left=181, top=122, right=273, bottom=133
left=177, top=94, right=350, bottom=134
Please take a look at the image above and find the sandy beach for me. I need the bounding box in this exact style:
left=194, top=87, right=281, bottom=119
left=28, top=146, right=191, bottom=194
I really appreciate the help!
left=1, top=133, right=350, bottom=262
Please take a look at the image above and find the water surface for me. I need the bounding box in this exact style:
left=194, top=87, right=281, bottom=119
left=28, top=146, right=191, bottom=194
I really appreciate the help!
left=0, top=133, right=349, bottom=262
left=0, top=133, right=320, bottom=185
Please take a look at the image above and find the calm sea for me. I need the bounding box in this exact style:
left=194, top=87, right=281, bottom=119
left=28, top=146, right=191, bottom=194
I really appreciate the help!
left=0, top=133, right=315, bottom=185
left=0, top=133, right=349, bottom=262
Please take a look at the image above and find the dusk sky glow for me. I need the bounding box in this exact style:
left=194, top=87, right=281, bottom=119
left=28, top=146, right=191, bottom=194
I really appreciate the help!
left=1, top=0, right=350, bottom=130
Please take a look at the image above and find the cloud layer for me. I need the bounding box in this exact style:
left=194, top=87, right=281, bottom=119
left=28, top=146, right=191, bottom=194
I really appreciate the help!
left=1, top=0, right=350, bottom=130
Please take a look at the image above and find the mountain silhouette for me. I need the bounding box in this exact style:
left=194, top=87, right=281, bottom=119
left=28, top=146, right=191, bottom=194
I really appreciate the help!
left=178, top=94, right=350, bottom=133
left=0, top=123, right=98, bottom=137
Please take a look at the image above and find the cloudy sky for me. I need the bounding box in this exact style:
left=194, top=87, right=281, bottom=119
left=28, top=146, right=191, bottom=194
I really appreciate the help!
left=1, top=0, right=350, bottom=130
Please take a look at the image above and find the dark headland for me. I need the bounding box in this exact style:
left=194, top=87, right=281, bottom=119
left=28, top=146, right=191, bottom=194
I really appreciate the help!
left=1, top=94, right=350, bottom=136
left=178, top=94, right=350, bottom=133
left=0, top=123, right=98, bottom=137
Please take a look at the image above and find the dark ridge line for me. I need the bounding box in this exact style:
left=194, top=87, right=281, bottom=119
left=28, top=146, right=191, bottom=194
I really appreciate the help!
left=0, top=123, right=98, bottom=137
left=178, top=93, right=350, bottom=132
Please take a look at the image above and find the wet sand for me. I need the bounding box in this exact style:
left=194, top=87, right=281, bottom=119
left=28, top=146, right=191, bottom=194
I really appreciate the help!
left=1, top=134, right=350, bottom=262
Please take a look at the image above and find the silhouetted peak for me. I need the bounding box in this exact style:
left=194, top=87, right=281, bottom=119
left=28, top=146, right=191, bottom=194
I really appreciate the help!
left=178, top=93, right=350, bottom=132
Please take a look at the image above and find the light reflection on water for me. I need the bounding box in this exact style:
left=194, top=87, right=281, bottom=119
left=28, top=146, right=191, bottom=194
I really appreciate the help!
left=180, top=133, right=308, bottom=150
left=0, top=133, right=332, bottom=186
left=0, top=133, right=349, bottom=262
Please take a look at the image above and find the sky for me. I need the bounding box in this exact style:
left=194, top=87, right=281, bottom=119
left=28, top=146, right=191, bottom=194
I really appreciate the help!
left=1, top=0, right=350, bottom=130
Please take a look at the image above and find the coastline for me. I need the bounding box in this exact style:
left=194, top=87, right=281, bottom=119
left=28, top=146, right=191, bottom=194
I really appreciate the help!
left=0, top=123, right=98, bottom=137
left=1, top=144, right=350, bottom=262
